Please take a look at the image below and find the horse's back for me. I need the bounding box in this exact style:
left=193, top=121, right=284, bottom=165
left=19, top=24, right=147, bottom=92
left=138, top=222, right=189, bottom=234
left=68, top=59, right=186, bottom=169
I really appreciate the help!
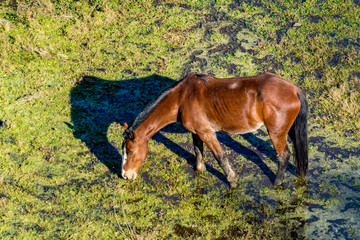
left=179, top=73, right=302, bottom=134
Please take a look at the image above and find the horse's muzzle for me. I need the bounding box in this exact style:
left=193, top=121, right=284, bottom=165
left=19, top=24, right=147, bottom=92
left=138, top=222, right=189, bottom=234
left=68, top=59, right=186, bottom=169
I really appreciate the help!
left=122, top=170, right=137, bottom=180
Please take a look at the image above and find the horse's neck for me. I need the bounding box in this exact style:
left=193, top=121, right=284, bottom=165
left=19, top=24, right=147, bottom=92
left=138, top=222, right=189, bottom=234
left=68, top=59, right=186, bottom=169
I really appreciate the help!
left=134, top=90, right=179, bottom=141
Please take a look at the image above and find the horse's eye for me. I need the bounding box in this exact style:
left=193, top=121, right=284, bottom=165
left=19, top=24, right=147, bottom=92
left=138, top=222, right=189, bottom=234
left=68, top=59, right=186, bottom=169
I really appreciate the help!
left=129, top=152, right=134, bottom=156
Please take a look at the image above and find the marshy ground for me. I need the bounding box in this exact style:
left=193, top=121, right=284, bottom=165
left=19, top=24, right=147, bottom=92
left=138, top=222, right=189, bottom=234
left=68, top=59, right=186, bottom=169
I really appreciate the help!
left=1, top=0, right=359, bottom=239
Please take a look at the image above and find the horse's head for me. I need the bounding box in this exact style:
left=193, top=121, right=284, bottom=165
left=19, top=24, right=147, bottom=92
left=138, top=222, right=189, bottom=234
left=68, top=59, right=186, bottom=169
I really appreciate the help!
left=121, top=123, right=148, bottom=180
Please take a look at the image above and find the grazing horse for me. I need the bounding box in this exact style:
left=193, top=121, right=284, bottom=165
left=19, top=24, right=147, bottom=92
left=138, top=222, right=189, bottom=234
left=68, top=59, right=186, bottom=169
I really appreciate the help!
left=121, top=73, right=308, bottom=188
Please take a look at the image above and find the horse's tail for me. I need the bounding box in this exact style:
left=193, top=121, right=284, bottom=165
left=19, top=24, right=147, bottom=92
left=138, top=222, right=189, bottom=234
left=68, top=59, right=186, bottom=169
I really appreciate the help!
left=289, top=90, right=308, bottom=178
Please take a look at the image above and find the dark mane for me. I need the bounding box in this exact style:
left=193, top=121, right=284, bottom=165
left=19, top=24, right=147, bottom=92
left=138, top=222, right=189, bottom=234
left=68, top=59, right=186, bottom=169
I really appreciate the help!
left=129, top=76, right=186, bottom=132
left=194, top=73, right=210, bottom=87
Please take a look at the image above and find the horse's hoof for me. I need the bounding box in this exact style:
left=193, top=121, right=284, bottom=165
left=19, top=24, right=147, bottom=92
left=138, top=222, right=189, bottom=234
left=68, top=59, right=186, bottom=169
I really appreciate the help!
left=196, top=164, right=206, bottom=173
left=274, top=179, right=282, bottom=186
left=229, top=181, right=237, bottom=189
left=295, top=177, right=308, bottom=187
left=274, top=183, right=284, bottom=190
left=274, top=175, right=284, bottom=186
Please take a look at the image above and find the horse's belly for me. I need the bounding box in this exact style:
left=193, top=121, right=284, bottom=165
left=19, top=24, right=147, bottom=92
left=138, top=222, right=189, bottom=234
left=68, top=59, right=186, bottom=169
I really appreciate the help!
left=236, top=122, right=264, bottom=134
left=210, top=117, right=264, bottom=134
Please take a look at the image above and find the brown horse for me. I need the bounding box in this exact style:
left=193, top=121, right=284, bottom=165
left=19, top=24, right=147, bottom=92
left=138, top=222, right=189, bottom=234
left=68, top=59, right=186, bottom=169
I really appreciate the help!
left=122, top=72, right=308, bottom=187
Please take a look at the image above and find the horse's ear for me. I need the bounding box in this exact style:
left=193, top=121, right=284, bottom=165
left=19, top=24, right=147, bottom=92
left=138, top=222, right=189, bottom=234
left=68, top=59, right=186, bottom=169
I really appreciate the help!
left=122, top=126, right=135, bottom=140
left=130, top=131, right=135, bottom=140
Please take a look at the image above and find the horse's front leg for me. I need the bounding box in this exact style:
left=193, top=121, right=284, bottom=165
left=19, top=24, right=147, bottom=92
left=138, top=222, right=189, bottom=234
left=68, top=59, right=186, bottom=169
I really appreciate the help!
left=216, top=152, right=237, bottom=188
left=192, top=133, right=206, bottom=172
left=197, top=132, right=237, bottom=188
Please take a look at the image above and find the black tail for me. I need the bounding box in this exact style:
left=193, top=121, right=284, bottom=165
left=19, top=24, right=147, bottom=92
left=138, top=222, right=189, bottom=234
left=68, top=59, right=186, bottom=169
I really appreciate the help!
left=289, top=90, right=308, bottom=178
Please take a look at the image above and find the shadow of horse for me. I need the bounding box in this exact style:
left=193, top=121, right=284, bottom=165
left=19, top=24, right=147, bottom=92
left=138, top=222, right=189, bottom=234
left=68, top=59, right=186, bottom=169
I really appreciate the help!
left=68, top=74, right=295, bottom=185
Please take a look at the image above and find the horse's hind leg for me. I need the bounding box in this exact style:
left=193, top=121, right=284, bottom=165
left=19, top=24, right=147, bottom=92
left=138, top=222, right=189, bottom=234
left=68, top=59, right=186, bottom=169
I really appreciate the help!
left=268, top=132, right=291, bottom=186
left=192, top=133, right=206, bottom=172
left=264, top=104, right=299, bottom=185
left=197, top=132, right=237, bottom=188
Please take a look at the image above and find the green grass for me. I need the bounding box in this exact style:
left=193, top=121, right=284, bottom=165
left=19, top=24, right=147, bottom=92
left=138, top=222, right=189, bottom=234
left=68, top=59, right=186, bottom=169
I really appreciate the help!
left=1, top=0, right=359, bottom=239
